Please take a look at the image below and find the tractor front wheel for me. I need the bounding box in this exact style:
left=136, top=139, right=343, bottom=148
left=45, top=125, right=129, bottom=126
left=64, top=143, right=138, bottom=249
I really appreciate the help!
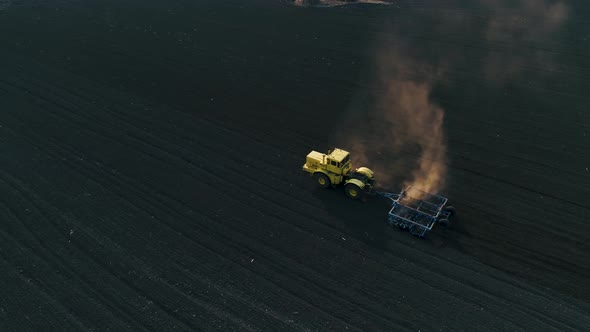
left=344, top=183, right=362, bottom=199
left=313, top=173, right=330, bottom=188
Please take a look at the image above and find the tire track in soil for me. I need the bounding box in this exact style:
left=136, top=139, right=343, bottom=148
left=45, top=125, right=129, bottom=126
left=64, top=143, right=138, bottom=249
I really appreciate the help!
left=0, top=113, right=576, bottom=332
left=0, top=85, right=286, bottom=330
left=0, top=124, right=502, bottom=330
left=0, top=122, right=300, bottom=328
left=1, top=53, right=590, bottom=328
left=0, top=86, right=500, bottom=330
left=0, top=234, right=91, bottom=331
left=2, top=111, right=389, bottom=330
left=1, top=92, right=408, bottom=330
left=4, top=112, right=590, bottom=330
left=4, top=81, right=590, bottom=332
left=2, top=73, right=428, bottom=330
left=0, top=176, right=156, bottom=331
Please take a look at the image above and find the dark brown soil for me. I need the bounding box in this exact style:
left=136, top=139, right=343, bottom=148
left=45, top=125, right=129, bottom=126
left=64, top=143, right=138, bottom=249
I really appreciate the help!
left=0, top=0, right=589, bottom=330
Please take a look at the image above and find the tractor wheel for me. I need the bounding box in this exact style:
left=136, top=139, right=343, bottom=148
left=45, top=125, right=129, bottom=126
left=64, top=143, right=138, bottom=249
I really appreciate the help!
left=444, top=206, right=456, bottom=218
left=439, top=218, right=450, bottom=228
left=313, top=173, right=330, bottom=189
left=344, top=183, right=362, bottom=199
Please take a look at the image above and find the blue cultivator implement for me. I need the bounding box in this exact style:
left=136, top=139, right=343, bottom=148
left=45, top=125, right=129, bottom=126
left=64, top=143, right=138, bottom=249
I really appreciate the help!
left=377, top=187, right=455, bottom=238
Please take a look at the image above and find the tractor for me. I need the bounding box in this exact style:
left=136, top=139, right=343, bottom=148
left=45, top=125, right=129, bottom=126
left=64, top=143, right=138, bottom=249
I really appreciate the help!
left=302, top=148, right=376, bottom=199
left=302, top=148, right=457, bottom=237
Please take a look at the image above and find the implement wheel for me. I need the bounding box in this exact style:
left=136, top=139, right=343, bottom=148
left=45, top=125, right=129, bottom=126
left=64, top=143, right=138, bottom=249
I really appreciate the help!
left=344, top=183, right=362, bottom=200
left=313, top=173, right=330, bottom=188
left=444, top=206, right=456, bottom=218
left=439, top=218, right=450, bottom=228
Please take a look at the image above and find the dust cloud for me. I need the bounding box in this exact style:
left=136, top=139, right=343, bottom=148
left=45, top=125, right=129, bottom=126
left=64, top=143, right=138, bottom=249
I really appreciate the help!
left=343, top=47, right=448, bottom=195
left=334, top=0, right=569, bottom=194
left=389, top=81, right=447, bottom=195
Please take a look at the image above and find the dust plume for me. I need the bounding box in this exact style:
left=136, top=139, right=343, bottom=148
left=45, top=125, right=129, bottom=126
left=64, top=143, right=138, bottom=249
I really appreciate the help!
left=343, top=47, right=448, bottom=195
left=335, top=0, right=569, bottom=194
left=390, top=81, right=447, bottom=195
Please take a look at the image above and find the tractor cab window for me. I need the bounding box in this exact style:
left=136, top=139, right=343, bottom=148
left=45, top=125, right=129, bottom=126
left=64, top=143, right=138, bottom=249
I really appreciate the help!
left=330, top=160, right=337, bottom=166
left=341, top=156, right=350, bottom=165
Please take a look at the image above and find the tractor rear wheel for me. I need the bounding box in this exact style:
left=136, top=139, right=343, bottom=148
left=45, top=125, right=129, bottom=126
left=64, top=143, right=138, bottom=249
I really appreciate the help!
left=313, top=173, right=330, bottom=188
left=344, top=183, right=362, bottom=199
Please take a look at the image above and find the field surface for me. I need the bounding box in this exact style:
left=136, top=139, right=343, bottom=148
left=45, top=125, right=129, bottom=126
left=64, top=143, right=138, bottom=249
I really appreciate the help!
left=1, top=0, right=589, bottom=331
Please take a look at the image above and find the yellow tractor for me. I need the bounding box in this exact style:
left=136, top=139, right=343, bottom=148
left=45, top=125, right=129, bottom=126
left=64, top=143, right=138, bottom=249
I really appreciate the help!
left=302, top=148, right=376, bottom=199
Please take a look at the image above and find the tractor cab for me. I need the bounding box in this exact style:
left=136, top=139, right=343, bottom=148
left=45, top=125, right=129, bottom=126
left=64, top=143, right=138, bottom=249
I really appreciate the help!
left=302, top=148, right=351, bottom=176
left=325, top=148, right=351, bottom=175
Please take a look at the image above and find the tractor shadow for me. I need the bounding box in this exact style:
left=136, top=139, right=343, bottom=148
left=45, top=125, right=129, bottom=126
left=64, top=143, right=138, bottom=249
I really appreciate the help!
left=312, top=187, right=395, bottom=250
